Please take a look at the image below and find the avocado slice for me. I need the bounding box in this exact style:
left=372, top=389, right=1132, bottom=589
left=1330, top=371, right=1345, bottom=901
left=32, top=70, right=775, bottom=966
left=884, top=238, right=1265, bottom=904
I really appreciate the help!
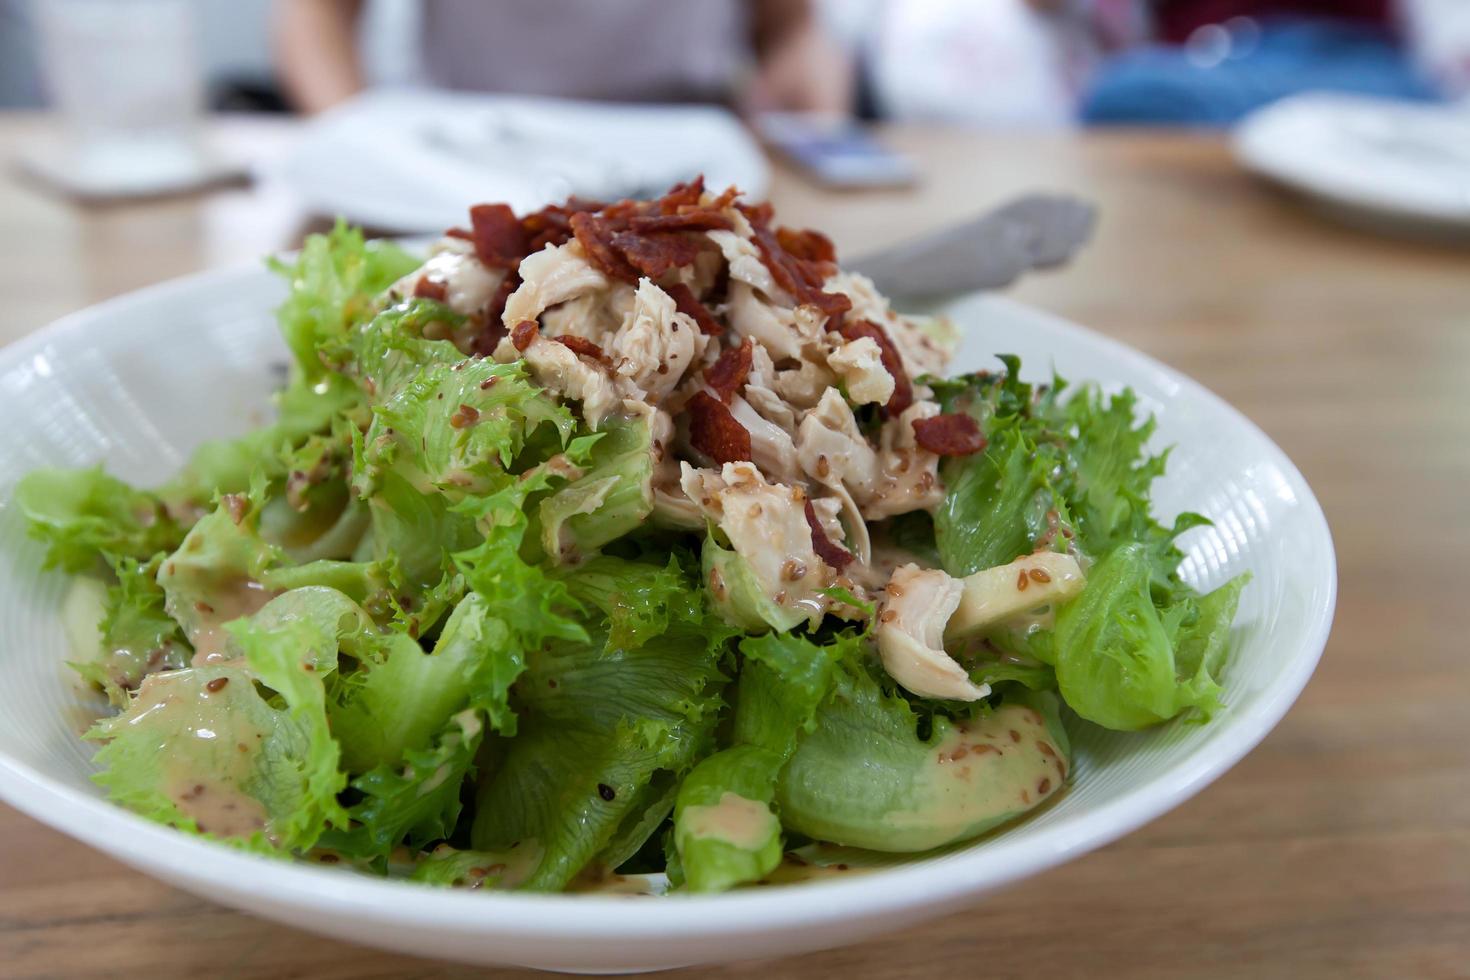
left=777, top=677, right=1070, bottom=853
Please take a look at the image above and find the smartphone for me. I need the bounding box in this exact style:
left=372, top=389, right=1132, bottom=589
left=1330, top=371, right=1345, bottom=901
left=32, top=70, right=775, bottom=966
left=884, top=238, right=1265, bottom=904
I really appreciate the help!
left=757, top=113, right=918, bottom=189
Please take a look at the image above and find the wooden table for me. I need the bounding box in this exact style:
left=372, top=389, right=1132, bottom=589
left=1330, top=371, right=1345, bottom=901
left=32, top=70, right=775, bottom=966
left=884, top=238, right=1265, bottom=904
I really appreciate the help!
left=2, top=114, right=1468, bottom=979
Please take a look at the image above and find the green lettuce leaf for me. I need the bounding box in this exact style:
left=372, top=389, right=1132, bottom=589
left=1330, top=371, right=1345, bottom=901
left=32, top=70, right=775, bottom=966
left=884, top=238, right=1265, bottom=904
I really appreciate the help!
left=72, top=553, right=191, bottom=707
left=933, top=426, right=1061, bottom=576
left=673, top=632, right=845, bottom=892
left=15, top=467, right=183, bottom=572
left=1053, top=543, right=1248, bottom=730
left=327, top=590, right=531, bottom=772
left=556, top=554, right=701, bottom=651
left=538, top=409, right=655, bottom=563
left=320, top=708, right=484, bottom=863
left=355, top=344, right=575, bottom=499
left=156, top=490, right=284, bottom=659
left=469, top=556, right=731, bottom=891
left=409, top=842, right=544, bottom=890
left=269, top=220, right=419, bottom=384
left=158, top=377, right=363, bottom=512
left=88, top=589, right=352, bottom=852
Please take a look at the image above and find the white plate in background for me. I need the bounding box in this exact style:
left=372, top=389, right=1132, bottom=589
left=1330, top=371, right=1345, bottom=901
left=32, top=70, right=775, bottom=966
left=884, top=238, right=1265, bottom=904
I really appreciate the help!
left=278, top=90, right=770, bottom=232
left=1234, top=92, right=1470, bottom=239
left=0, top=264, right=1333, bottom=972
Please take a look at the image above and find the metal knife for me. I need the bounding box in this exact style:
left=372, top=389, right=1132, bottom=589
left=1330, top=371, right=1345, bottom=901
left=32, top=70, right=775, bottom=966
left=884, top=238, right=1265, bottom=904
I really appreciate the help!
left=845, top=193, right=1097, bottom=300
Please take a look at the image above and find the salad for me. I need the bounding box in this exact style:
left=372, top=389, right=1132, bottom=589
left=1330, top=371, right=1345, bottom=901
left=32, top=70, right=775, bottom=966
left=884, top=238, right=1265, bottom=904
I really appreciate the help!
left=17, top=179, right=1246, bottom=894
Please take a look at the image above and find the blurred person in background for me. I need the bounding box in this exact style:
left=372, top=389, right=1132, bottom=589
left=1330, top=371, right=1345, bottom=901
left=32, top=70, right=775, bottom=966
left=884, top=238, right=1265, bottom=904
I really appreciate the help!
left=273, top=0, right=853, bottom=115
left=1080, top=0, right=1470, bottom=124
left=829, top=0, right=1470, bottom=127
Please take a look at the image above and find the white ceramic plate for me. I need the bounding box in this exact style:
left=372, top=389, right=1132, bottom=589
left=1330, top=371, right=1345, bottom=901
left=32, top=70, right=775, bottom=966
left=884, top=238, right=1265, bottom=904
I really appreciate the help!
left=0, top=265, right=1334, bottom=973
left=280, top=91, right=771, bottom=233
left=1234, top=92, right=1470, bottom=239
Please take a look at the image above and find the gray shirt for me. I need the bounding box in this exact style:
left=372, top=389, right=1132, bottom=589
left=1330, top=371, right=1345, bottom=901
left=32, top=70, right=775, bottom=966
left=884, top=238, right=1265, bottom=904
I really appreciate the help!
left=419, top=0, right=750, bottom=104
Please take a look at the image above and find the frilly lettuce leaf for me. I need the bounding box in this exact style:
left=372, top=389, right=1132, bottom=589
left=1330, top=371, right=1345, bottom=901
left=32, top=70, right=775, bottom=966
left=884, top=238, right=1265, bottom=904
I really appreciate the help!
left=327, top=590, right=531, bottom=772
left=320, top=708, right=484, bottom=863
left=88, top=664, right=337, bottom=851
left=88, top=588, right=355, bottom=852
left=72, top=553, right=191, bottom=707
left=538, top=408, right=655, bottom=563
left=354, top=341, right=575, bottom=499
left=934, top=425, right=1060, bottom=577
left=158, top=377, right=364, bottom=513
left=469, top=556, right=732, bottom=891
left=156, top=490, right=283, bottom=656
left=268, top=220, right=419, bottom=384
left=556, top=553, right=701, bottom=651
left=1053, top=544, right=1248, bottom=730
left=14, top=467, right=183, bottom=572
left=409, top=841, right=544, bottom=890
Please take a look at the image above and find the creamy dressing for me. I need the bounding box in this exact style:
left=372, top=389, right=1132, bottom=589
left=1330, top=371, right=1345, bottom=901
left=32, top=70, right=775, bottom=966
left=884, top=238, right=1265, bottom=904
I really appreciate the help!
left=116, top=668, right=276, bottom=837
left=761, top=853, right=871, bottom=886
left=567, top=870, right=666, bottom=896
left=681, top=792, right=779, bottom=851
left=187, top=578, right=276, bottom=664
left=163, top=773, right=268, bottom=838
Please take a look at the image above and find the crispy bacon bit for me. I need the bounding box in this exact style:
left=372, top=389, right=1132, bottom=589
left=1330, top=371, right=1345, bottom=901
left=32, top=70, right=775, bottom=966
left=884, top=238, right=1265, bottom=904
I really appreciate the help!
left=611, top=230, right=704, bottom=278
left=469, top=203, right=527, bottom=268
left=414, top=276, right=448, bottom=302
left=450, top=404, right=480, bottom=429
left=553, top=334, right=609, bottom=365
left=804, top=499, right=855, bottom=570
left=510, top=319, right=538, bottom=352
left=687, top=391, right=752, bottom=464
left=776, top=226, right=837, bottom=265
left=570, top=212, right=641, bottom=283
left=444, top=227, right=472, bottom=241
left=665, top=282, right=723, bottom=336
left=704, top=338, right=753, bottom=403
left=841, top=319, right=913, bottom=415
left=741, top=204, right=851, bottom=328
left=657, top=176, right=705, bottom=213
left=912, top=413, right=987, bottom=456
left=469, top=272, right=517, bottom=356
left=628, top=210, right=733, bottom=233
left=741, top=200, right=774, bottom=226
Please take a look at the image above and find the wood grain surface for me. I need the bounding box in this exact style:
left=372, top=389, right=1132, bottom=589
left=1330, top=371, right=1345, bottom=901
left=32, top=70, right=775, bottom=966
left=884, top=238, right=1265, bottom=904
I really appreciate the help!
left=2, top=115, right=1467, bottom=979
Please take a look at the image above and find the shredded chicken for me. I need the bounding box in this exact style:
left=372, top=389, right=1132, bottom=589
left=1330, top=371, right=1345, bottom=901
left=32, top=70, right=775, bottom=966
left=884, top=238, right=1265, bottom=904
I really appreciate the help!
left=680, top=461, right=832, bottom=628
left=877, top=565, right=991, bottom=702
left=865, top=402, right=946, bottom=519
left=492, top=331, right=625, bottom=427
left=708, top=230, right=783, bottom=300
left=827, top=335, right=895, bottom=407
left=389, top=239, right=507, bottom=319
left=824, top=270, right=949, bottom=378
left=610, top=280, right=705, bottom=402
left=503, top=242, right=608, bottom=328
